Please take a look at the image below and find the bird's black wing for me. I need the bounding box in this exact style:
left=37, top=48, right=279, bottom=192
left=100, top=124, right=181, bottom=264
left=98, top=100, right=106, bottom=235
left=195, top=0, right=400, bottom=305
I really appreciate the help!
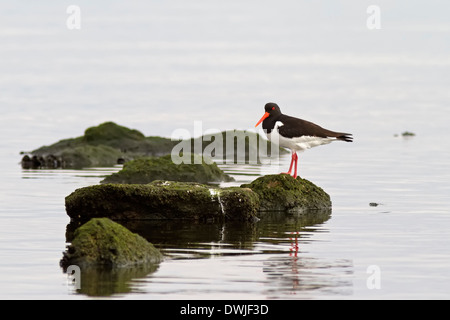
left=278, top=115, right=353, bottom=142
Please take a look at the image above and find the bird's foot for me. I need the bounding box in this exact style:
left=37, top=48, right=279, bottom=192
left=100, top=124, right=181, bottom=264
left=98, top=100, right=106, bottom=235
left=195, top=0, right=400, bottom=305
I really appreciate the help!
left=280, top=172, right=300, bottom=179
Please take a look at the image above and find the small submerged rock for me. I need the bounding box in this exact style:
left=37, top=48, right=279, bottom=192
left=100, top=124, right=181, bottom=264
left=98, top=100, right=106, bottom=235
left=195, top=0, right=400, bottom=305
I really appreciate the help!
left=100, top=154, right=234, bottom=184
left=394, top=131, right=416, bottom=138
left=241, top=174, right=331, bottom=212
left=60, top=218, right=163, bottom=269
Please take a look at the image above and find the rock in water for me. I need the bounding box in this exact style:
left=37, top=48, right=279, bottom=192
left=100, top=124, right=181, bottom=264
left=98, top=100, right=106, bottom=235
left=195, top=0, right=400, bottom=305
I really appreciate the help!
left=23, top=122, right=286, bottom=169
left=60, top=218, right=163, bottom=269
left=65, top=175, right=330, bottom=221
left=24, top=122, right=177, bottom=169
left=65, top=181, right=259, bottom=221
left=100, top=154, right=234, bottom=184
left=241, top=174, right=331, bottom=212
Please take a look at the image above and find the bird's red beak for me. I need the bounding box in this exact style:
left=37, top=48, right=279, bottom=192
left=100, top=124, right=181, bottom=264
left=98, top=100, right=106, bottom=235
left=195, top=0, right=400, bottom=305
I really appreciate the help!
left=255, top=112, right=270, bottom=127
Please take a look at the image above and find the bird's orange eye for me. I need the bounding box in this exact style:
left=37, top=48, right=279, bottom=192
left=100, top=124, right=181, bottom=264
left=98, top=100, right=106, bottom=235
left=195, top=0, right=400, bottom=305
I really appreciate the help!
left=272, top=107, right=275, bottom=110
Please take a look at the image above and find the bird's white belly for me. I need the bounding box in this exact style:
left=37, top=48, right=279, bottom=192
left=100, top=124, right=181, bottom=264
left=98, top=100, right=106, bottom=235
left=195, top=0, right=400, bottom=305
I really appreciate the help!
left=266, top=122, right=334, bottom=152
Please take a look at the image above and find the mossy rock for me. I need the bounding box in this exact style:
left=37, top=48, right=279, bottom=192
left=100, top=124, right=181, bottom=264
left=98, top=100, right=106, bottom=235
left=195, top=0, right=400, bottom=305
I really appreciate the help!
left=60, top=218, right=163, bottom=269
left=214, top=187, right=260, bottom=221
left=83, top=122, right=145, bottom=146
left=189, top=130, right=289, bottom=163
left=241, top=174, right=331, bottom=212
left=23, top=122, right=287, bottom=169
left=65, top=175, right=331, bottom=221
left=25, top=122, right=177, bottom=169
left=65, top=181, right=259, bottom=221
left=100, top=154, right=234, bottom=184
left=60, top=144, right=123, bottom=169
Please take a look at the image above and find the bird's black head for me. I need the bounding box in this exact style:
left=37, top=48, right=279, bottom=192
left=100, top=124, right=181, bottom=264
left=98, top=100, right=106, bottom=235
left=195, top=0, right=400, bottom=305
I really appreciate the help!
left=255, top=102, right=282, bottom=127
left=264, top=102, right=282, bottom=115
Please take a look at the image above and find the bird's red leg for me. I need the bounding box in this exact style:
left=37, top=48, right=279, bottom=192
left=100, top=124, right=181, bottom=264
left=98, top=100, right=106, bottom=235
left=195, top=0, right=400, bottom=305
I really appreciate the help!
left=282, top=152, right=295, bottom=175
left=292, top=153, right=298, bottom=179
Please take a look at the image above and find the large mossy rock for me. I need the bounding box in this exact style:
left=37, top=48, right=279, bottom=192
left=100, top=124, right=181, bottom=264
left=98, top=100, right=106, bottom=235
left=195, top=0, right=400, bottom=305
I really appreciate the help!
left=65, top=175, right=332, bottom=221
left=58, top=145, right=123, bottom=169
left=241, top=174, right=332, bottom=212
left=24, top=122, right=177, bottom=169
left=189, top=130, right=289, bottom=163
left=65, top=181, right=260, bottom=222
left=22, top=122, right=287, bottom=169
left=100, top=154, right=234, bottom=184
left=60, top=218, right=163, bottom=269
left=83, top=121, right=146, bottom=147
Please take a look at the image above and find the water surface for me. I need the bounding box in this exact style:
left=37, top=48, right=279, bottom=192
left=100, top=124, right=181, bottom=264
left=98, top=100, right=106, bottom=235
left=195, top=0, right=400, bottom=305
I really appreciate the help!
left=1, top=133, right=450, bottom=299
left=1, top=1, right=450, bottom=300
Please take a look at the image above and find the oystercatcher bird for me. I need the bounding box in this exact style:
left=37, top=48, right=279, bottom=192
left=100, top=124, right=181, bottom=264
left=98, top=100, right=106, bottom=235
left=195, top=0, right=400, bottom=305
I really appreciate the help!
left=255, top=102, right=352, bottom=178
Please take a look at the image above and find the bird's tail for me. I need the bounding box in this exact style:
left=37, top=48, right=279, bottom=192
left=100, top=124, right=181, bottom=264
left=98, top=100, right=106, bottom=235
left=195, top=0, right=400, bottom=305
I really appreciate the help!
left=337, top=133, right=353, bottom=142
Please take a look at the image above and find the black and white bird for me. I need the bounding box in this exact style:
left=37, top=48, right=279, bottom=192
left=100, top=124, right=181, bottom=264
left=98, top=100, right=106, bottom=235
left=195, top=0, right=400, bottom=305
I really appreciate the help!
left=255, top=102, right=353, bottom=178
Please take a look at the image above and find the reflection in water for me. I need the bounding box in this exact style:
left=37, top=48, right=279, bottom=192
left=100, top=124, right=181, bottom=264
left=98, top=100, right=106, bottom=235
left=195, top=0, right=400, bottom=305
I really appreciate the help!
left=65, top=264, right=160, bottom=297
left=263, top=256, right=353, bottom=298
left=121, top=209, right=332, bottom=257
left=63, top=208, right=353, bottom=297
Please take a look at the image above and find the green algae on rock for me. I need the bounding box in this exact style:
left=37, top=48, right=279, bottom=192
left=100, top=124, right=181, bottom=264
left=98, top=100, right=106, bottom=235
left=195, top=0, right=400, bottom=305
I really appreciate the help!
left=23, top=122, right=177, bottom=169
left=188, top=130, right=289, bottom=163
left=21, top=121, right=287, bottom=169
left=65, top=181, right=260, bottom=222
left=22, top=122, right=287, bottom=169
left=59, top=144, right=123, bottom=169
left=65, top=174, right=331, bottom=221
left=60, top=218, right=163, bottom=269
left=100, top=154, right=234, bottom=184
left=83, top=121, right=146, bottom=147
left=241, top=174, right=331, bottom=212
left=213, top=187, right=260, bottom=221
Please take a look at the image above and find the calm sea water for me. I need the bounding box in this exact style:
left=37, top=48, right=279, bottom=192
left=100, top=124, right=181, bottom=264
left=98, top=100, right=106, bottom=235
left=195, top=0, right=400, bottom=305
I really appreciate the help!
left=1, top=1, right=450, bottom=300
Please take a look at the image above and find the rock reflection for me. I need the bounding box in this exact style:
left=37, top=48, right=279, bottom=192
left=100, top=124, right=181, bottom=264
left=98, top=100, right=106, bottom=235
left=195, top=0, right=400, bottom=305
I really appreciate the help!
left=62, top=263, right=160, bottom=297
left=120, top=208, right=332, bottom=257
left=63, top=208, right=352, bottom=297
